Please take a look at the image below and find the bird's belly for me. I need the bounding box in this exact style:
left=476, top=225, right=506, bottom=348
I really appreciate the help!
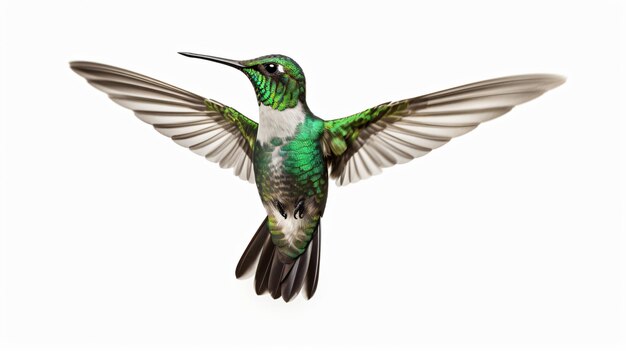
left=253, top=143, right=327, bottom=259
left=267, top=205, right=319, bottom=259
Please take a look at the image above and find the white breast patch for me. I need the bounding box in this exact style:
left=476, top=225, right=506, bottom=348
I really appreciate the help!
left=256, top=102, right=306, bottom=145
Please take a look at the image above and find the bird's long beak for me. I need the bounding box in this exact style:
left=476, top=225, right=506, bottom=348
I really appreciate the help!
left=178, top=52, right=245, bottom=69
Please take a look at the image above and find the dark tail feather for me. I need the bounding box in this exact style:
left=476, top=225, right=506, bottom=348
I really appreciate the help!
left=304, top=223, right=321, bottom=299
left=240, top=218, right=322, bottom=302
left=235, top=217, right=269, bottom=279
left=254, top=233, right=274, bottom=295
left=267, top=254, right=285, bottom=299
left=281, top=243, right=311, bottom=302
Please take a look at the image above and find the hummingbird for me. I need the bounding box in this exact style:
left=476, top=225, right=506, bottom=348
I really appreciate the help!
left=70, top=53, right=564, bottom=302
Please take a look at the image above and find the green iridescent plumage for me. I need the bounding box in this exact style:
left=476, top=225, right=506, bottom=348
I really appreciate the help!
left=241, top=55, right=306, bottom=111
left=281, top=117, right=326, bottom=195
left=324, top=103, right=392, bottom=155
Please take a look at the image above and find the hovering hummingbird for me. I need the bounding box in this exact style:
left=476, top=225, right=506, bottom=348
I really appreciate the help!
left=70, top=53, right=564, bottom=302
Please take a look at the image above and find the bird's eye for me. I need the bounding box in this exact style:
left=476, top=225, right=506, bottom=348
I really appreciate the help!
left=263, top=63, right=283, bottom=74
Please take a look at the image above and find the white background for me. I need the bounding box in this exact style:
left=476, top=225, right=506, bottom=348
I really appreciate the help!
left=1, top=1, right=624, bottom=350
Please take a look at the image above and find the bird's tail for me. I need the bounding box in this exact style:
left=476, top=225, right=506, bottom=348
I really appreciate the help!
left=235, top=217, right=320, bottom=302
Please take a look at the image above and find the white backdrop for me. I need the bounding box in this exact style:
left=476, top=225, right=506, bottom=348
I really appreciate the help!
left=1, top=1, right=624, bottom=350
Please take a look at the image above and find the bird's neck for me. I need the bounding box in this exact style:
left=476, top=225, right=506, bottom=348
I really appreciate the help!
left=257, top=102, right=309, bottom=145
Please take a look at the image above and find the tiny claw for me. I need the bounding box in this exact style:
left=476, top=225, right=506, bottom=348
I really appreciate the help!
left=294, top=199, right=305, bottom=219
left=276, top=200, right=287, bottom=219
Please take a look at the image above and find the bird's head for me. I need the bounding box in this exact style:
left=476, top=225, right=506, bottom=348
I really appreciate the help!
left=179, top=52, right=306, bottom=111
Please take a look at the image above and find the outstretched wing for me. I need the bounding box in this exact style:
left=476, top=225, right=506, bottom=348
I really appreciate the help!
left=323, top=74, right=565, bottom=186
left=70, top=61, right=258, bottom=183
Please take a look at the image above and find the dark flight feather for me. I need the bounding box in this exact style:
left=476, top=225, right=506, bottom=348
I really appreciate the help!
left=235, top=217, right=269, bottom=279
left=304, top=223, right=321, bottom=299
left=254, top=234, right=274, bottom=295
left=281, top=243, right=311, bottom=302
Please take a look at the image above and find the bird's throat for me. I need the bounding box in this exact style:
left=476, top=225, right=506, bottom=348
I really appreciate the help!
left=256, top=102, right=307, bottom=145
